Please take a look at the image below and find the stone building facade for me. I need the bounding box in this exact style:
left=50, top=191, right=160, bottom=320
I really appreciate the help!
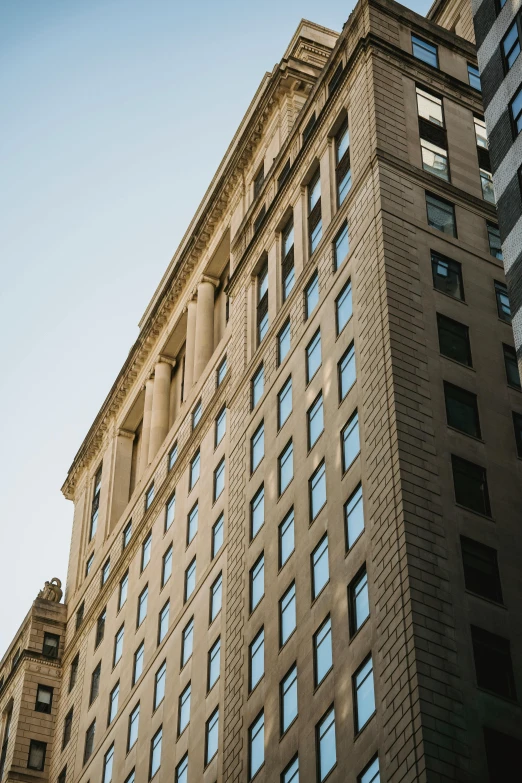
left=1, top=1, right=522, bottom=782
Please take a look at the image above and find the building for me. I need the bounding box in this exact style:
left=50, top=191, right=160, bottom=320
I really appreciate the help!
left=2, top=0, right=522, bottom=781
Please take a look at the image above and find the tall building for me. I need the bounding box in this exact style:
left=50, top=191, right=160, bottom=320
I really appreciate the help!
left=2, top=1, right=522, bottom=782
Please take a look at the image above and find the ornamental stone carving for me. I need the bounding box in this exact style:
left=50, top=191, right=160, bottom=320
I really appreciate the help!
left=38, top=578, right=63, bottom=603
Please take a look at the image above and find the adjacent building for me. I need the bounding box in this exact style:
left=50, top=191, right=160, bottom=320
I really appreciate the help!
left=2, top=1, right=522, bottom=782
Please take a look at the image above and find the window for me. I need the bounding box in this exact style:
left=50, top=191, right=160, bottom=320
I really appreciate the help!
left=310, top=461, right=326, bottom=520
left=282, top=755, right=299, bottom=783
left=306, top=330, right=321, bottom=382
left=345, top=484, right=365, bottom=549
left=421, top=139, right=448, bottom=181
left=337, top=346, right=356, bottom=405
left=149, top=726, right=162, bottom=779
left=335, top=119, right=351, bottom=205
left=354, top=655, right=376, bottom=732
left=128, top=703, right=140, bottom=750
left=471, top=626, right=516, bottom=699
left=58, top=767, right=67, bottom=783
left=250, top=554, right=264, bottom=612
left=333, top=222, right=349, bottom=271
left=248, top=711, right=264, bottom=780
left=89, top=464, right=102, bottom=541
left=210, top=573, right=223, bottom=623
left=212, top=513, right=224, bottom=558
left=154, top=661, right=166, bottom=709
left=119, top=572, right=129, bottom=610
left=84, top=721, right=95, bottom=765
left=162, top=545, right=173, bottom=587
left=513, top=411, right=522, bottom=456
left=136, top=585, right=148, bottom=628
left=69, top=654, right=79, bottom=692
left=113, top=626, right=124, bottom=666
left=312, top=535, right=329, bottom=599
left=278, top=320, right=291, bottom=365
left=452, top=455, right=491, bottom=516
left=108, top=682, right=119, bottom=724
left=123, top=520, right=132, bottom=549
left=249, top=628, right=264, bottom=691
left=307, top=393, right=324, bottom=449
left=28, top=740, right=46, bottom=771
left=185, top=558, right=196, bottom=601
left=217, top=355, right=227, bottom=385
left=279, top=440, right=293, bottom=495
left=359, top=756, right=380, bottom=783
left=251, top=364, right=264, bottom=408
left=495, top=281, right=511, bottom=322
left=181, top=618, right=194, bottom=667
left=314, top=616, right=333, bottom=686
left=192, top=399, right=202, bottom=429
left=504, top=343, right=521, bottom=388
left=278, top=159, right=291, bottom=190
left=75, top=603, right=84, bottom=631
left=215, top=406, right=226, bottom=445
left=328, top=61, right=343, bottom=95
left=280, top=582, right=296, bottom=646
left=308, top=170, right=322, bottom=254
left=335, top=281, right=353, bottom=337
left=416, top=85, right=443, bottom=125
left=305, top=272, right=319, bottom=319
left=187, top=502, right=198, bottom=544
left=205, top=708, right=219, bottom=765
left=85, top=552, right=94, bottom=577
left=43, top=632, right=59, bottom=658
left=208, top=637, right=221, bottom=691
left=175, top=754, right=188, bottom=783
left=63, top=708, right=73, bottom=748
left=426, top=193, right=456, bottom=236
left=282, top=217, right=295, bottom=301
left=484, top=727, right=522, bottom=780
left=417, top=89, right=448, bottom=180
left=431, top=251, right=464, bottom=300
left=90, top=662, right=101, bottom=704
left=189, top=449, right=200, bottom=490
left=303, top=112, right=316, bottom=143
left=168, top=442, right=178, bottom=470
left=444, top=382, right=481, bottom=438
left=95, top=608, right=106, bottom=647
left=35, top=685, right=53, bottom=714
left=480, top=167, right=495, bottom=202
left=251, top=421, right=264, bottom=473
left=253, top=164, right=264, bottom=200
left=437, top=314, right=472, bottom=366
left=279, top=507, right=295, bottom=567
left=133, top=642, right=144, bottom=684
left=257, top=262, right=269, bottom=343
left=461, top=536, right=502, bottom=603
left=487, top=222, right=502, bottom=259
left=141, top=533, right=152, bottom=571
left=280, top=664, right=298, bottom=734
left=102, top=745, right=114, bottom=783
left=101, top=558, right=110, bottom=586
left=316, top=707, right=336, bottom=781
left=158, top=601, right=170, bottom=642
left=412, top=34, right=438, bottom=67
left=468, top=63, right=481, bottom=90
left=474, top=116, right=488, bottom=149
left=349, top=567, right=370, bottom=636
left=145, top=483, right=154, bottom=509
left=178, top=683, right=191, bottom=735
left=214, top=458, right=226, bottom=501
left=511, top=85, right=522, bottom=135
left=278, top=376, right=292, bottom=429
left=342, top=410, right=360, bottom=471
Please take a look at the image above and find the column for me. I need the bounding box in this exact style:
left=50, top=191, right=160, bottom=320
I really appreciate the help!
left=193, top=275, right=219, bottom=383
left=148, top=356, right=175, bottom=463
left=109, top=429, right=134, bottom=531
left=138, top=377, right=154, bottom=479
left=319, top=142, right=333, bottom=232
left=183, top=296, right=197, bottom=400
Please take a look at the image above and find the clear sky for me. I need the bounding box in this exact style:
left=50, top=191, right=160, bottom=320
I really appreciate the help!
left=0, top=0, right=432, bottom=656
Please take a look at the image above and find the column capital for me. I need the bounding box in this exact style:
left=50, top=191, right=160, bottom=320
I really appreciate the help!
left=117, top=428, right=135, bottom=441
left=198, top=273, right=220, bottom=288
left=157, top=354, right=176, bottom=368
left=182, top=292, right=198, bottom=314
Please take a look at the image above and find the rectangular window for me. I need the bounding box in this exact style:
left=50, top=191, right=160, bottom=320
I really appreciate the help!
left=451, top=455, right=491, bottom=516
left=149, top=726, right=162, bottom=779
left=346, top=484, right=365, bottom=549
left=35, top=685, right=53, bottom=714
left=217, top=355, right=227, bottom=386
left=426, top=192, right=456, bottom=236
left=513, top=411, right=522, bottom=457
left=75, top=603, right=84, bottom=631
left=108, top=682, right=119, bottom=724
left=487, top=222, right=503, bottom=260
left=338, top=343, right=356, bottom=401
left=257, top=262, right=269, bottom=344
left=215, top=406, right=226, bottom=446
left=251, top=364, right=264, bottom=408
left=250, top=554, right=264, bottom=612
left=282, top=756, right=299, bottom=783
left=437, top=314, right=472, bottom=366
left=333, top=222, right=349, bottom=271
left=141, top=533, right=152, bottom=571
left=63, top=708, right=73, bottom=748
left=328, top=61, right=343, bottom=95
left=248, top=711, right=264, bottom=780
left=278, top=320, right=291, bottom=365
left=127, top=703, right=140, bottom=750
left=431, top=251, right=464, bottom=300
left=214, top=458, right=225, bottom=501
left=280, top=582, right=296, bottom=646
left=468, top=63, right=481, bottom=90
left=168, top=442, right=178, bottom=470
left=359, top=756, right=380, bottom=783
left=158, top=601, right=170, bottom=643
left=444, top=382, right=481, bottom=437
left=421, top=133, right=449, bottom=181
left=474, top=116, right=488, bottom=148
left=83, top=721, right=95, bottom=765
left=279, top=508, right=295, bottom=568
left=102, top=745, right=114, bottom=783
left=249, top=628, right=264, bottom=691
left=69, top=655, right=79, bottom=692
left=145, top=483, right=154, bottom=509
left=154, top=661, right=166, bottom=710
left=101, top=558, right=110, bottom=586
left=189, top=449, right=200, bottom=490
left=495, top=281, right=511, bottom=322
left=278, top=159, right=291, bottom=190
left=349, top=567, right=370, bottom=636
left=137, top=585, right=148, bottom=627
left=85, top=553, right=94, bottom=577
left=310, top=461, right=327, bottom=520
left=208, top=637, right=221, bottom=691
left=119, top=572, right=129, bottom=610
left=471, top=626, right=516, bottom=699
left=303, top=112, right=316, bottom=143
left=484, top=727, right=522, bottom=781
left=282, top=217, right=295, bottom=301
left=175, top=754, right=188, bottom=783
left=251, top=484, right=264, bottom=540
left=316, top=707, right=336, bottom=781
left=27, top=740, right=47, bottom=772
left=412, top=34, right=438, bottom=67
left=133, top=642, right=144, bottom=684
left=308, top=169, right=322, bottom=254
left=306, top=329, right=321, bottom=382
left=95, top=608, right=106, bottom=647
left=90, top=662, right=101, bottom=704
left=251, top=421, right=264, bottom=473
left=335, top=119, right=351, bottom=205
left=511, top=85, right=522, bottom=135
left=205, top=708, right=219, bottom=765
left=187, top=502, right=198, bottom=544
left=192, top=399, right=202, bottom=430
left=416, top=85, right=443, bottom=126
left=279, top=440, right=294, bottom=495
left=461, top=536, right=502, bottom=603
left=184, top=559, right=196, bottom=602
left=502, top=18, right=521, bottom=70
left=210, top=573, right=223, bottom=623
left=307, top=393, right=324, bottom=449
left=312, top=535, right=329, bottom=599
left=253, top=164, right=264, bottom=200
left=305, top=271, right=319, bottom=319
left=480, top=168, right=495, bottom=203
left=162, top=545, right=173, bottom=587
left=280, top=664, right=298, bottom=734
left=354, top=655, right=376, bottom=732
left=336, top=281, right=352, bottom=335
left=58, top=767, right=67, bottom=783
left=278, top=376, right=292, bottom=429
left=123, top=520, right=132, bottom=549
left=504, top=343, right=521, bottom=388
left=212, top=513, right=224, bottom=558
left=314, top=616, right=333, bottom=686
left=342, top=410, right=360, bottom=471
left=178, top=683, right=191, bottom=735
left=181, top=618, right=194, bottom=667
left=89, top=464, right=102, bottom=541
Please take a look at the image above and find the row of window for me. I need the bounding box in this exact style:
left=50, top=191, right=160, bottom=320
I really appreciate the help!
left=411, top=33, right=481, bottom=91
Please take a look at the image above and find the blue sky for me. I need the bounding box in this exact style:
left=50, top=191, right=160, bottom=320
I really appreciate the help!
left=0, top=0, right=432, bottom=655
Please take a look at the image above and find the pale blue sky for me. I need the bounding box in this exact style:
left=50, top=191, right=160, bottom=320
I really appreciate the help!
left=0, top=0, right=432, bottom=655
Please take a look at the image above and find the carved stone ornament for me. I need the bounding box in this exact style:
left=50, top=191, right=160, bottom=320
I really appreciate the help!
left=38, top=578, right=63, bottom=603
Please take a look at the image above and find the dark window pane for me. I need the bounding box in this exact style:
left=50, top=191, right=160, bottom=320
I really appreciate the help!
left=437, top=314, right=472, bottom=366
left=513, top=412, right=522, bottom=457
left=461, top=536, right=502, bottom=603
left=471, top=626, right=516, bottom=699
left=451, top=455, right=491, bottom=516
left=487, top=223, right=503, bottom=260
left=444, top=382, right=481, bottom=438
left=431, top=252, right=464, bottom=299
left=484, top=728, right=522, bottom=780
left=426, top=193, right=456, bottom=236
left=495, top=281, right=511, bottom=322
left=504, top=344, right=521, bottom=388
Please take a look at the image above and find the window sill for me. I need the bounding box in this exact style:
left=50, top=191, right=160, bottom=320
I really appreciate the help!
left=349, top=615, right=371, bottom=643
left=455, top=503, right=493, bottom=522
left=354, top=709, right=376, bottom=740
left=464, top=590, right=506, bottom=609
left=279, top=715, right=298, bottom=741
left=446, top=425, right=484, bottom=444
left=247, top=676, right=264, bottom=700
left=277, top=479, right=294, bottom=503
left=476, top=686, right=518, bottom=705
left=314, top=666, right=333, bottom=693
left=309, top=501, right=327, bottom=526
left=342, top=452, right=361, bottom=478
left=308, top=431, right=324, bottom=456
left=278, top=551, right=294, bottom=575
left=311, top=580, right=330, bottom=607
left=345, top=530, right=365, bottom=557
left=439, top=353, right=475, bottom=371
left=432, top=287, right=467, bottom=305
left=279, top=628, right=296, bottom=653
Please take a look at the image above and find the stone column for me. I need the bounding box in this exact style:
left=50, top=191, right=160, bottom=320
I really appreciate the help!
left=148, top=356, right=175, bottom=463
left=109, top=429, right=134, bottom=531
left=183, top=296, right=198, bottom=400
left=193, top=275, right=219, bottom=383
left=138, top=377, right=154, bottom=479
